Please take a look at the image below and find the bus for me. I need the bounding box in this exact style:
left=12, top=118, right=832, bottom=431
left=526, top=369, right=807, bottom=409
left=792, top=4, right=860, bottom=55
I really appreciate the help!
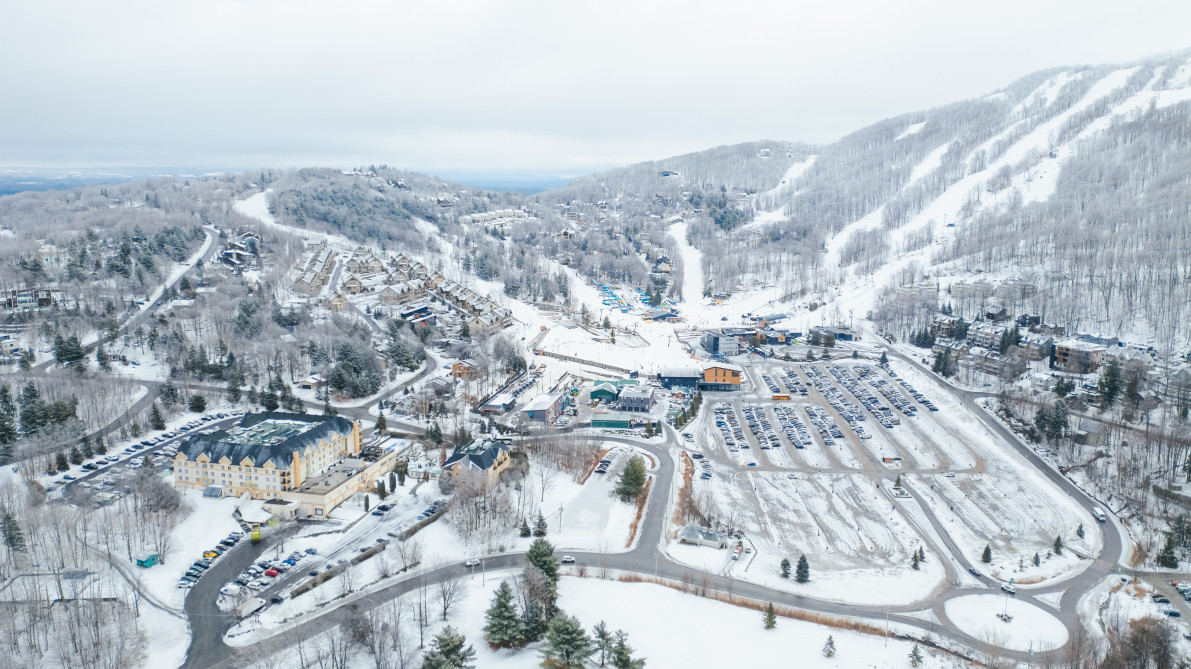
left=771, top=394, right=791, bottom=401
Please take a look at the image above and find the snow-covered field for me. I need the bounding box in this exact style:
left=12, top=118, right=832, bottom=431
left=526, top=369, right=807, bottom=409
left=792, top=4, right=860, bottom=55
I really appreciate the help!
left=253, top=572, right=968, bottom=668
left=945, top=594, right=1067, bottom=652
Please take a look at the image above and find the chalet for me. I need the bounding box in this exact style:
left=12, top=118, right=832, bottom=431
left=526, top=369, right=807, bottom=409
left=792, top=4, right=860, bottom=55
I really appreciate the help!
left=327, top=293, right=348, bottom=312
left=378, top=280, right=426, bottom=305
left=930, top=315, right=961, bottom=338
left=702, top=363, right=742, bottom=391
left=297, top=374, right=323, bottom=390
left=442, top=438, right=513, bottom=489
left=967, top=322, right=1008, bottom=350
left=342, top=275, right=365, bottom=295
left=451, top=360, right=477, bottom=378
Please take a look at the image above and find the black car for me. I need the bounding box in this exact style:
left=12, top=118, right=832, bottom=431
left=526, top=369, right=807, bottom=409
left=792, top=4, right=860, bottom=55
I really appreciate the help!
left=1164, top=610, right=1182, bottom=617
left=371, top=510, right=384, bottom=516
left=308, top=570, right=320, bottom=578
left=377, top=504, right=391, bottom=512
left=270, top=596, right=284, bottom=604
left=234, top=578, right=249, bottom=586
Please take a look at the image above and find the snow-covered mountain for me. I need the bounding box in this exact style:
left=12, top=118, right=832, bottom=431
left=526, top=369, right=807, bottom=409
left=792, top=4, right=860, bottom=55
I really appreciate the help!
left=545, top=50, right=1191, bottom=357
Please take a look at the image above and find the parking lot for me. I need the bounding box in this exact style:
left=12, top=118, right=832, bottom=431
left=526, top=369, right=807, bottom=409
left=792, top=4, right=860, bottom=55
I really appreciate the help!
left=51, top=410, right=245, bottom=504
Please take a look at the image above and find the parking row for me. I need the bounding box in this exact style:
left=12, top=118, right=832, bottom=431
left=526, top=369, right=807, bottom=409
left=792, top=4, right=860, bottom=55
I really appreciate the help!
left=802, top=366, right=873, bottom=438
left=855, top=365, right=918, bottom=417
left=824, top=365, right=897, bottom=430
left=178, top=530, right=245, bottom=589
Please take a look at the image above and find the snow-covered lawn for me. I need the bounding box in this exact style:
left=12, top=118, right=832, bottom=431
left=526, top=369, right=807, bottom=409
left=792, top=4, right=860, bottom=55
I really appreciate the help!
left=251, top=571, right=966, bottom=668
left=945, top=594, right=1067, bottom=652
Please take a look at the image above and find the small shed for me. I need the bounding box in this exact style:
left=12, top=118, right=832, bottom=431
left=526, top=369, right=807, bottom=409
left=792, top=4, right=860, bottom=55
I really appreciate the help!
left=135, top=553, right=160, bottom=568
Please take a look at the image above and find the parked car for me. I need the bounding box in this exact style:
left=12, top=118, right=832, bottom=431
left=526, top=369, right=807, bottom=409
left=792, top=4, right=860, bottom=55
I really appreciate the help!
left=264, top=569, right=279, bottom=577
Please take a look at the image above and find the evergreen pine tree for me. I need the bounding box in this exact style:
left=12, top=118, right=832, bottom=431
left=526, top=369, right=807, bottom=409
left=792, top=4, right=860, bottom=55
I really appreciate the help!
left=1076, top=523, right=1085, bottom=539
left=916, top=546, right=926, bottom=562
left=822, top=635, right=836, bottom=658
left=592, top=621, right=614, bottom=667
left=1033, top=552, right=1041, bottom=567
left=526, top=538, right=559, bottom=584
left=981, top=544, right=992, bottom=564
left=1053, top=535, right=1063, bottom=555
left=2, top=512, right=27, bottom=553
left=909, top=644, right=923, bottom=667
left=534, top=511, right=548, bottom=537
left=421, top=626, right=477, bottom=669
left=779, top=557, right=791, bottom=579
left=519, top=517, right=532, bottom=537
left=1099, top=358, right=1122, bottom=406
left=911, top=551, right=920, bottom=570
left=795, top=554, right=809, bottom=583
left=82, top=440, right=94, bottom=459
left=1157, top=533, right=1179, bottom=569
left=374, top=414, right=387, bottom=435
left=56, top=451, right=69, bottom=471
left=879, top=350, right=889, bottom=365
left=609, top=630, right=645, bottom=669
left=70, top=447, right=82, bottom=465
left=95, top=434, right=107, bottom=455
left=150, top=403, right=166, bottom=430
left=520, top=600, right=546, bottom=642
left=615, top=456, right=647, bottom=502
left=483, top=581, right=524, bottom=648
left=762, top=602, right=777, bottom=629
left=541, top=614, right=594, bottom=668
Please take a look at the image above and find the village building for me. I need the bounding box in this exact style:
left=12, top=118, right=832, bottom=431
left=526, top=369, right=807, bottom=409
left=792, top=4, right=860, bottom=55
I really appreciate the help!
left=173, top=413, right=392, bottom=518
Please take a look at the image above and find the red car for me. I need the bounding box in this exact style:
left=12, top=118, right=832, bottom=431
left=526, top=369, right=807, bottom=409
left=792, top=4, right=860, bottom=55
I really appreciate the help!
left=264, top=569, right=279, bottom=577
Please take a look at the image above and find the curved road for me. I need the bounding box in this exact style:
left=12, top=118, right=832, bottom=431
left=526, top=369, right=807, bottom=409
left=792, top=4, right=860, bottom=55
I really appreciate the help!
left=181, top=362, right=1129, bottom=667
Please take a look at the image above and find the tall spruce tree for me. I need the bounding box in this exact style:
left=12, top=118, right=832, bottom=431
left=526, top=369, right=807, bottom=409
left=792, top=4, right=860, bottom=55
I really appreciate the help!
left=592, top=621, right=614, bottom=667
left=541, top=614, right=594, bottom=668
left=526, top=538, right=559, bottom=585
left=615, top=456, right=647, bottom=502
left=795, top=555, right=809, bottom=583
left=609, top=630, right=645, bottom=669
left=780, top=557, right=791, bottom=579
left=762, top=602, right=777, bottom=629
left=981, top=544, right=993, bottom=563
left=483, top=581, right=523, bottom=648
left=2, top=513, right=27, bottom=553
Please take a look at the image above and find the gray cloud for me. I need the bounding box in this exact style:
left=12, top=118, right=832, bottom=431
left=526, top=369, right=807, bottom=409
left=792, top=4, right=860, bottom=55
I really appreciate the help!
left=2, top=0, right=1189, bottom=174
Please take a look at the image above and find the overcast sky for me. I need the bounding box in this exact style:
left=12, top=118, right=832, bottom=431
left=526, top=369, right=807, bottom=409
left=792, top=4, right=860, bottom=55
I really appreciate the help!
left=2, top=0, right=1189, bottom=177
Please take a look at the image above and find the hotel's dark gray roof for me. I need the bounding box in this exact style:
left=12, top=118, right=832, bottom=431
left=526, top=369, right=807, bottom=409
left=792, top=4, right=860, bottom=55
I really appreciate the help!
left=180, top=412, right=355, bottom=468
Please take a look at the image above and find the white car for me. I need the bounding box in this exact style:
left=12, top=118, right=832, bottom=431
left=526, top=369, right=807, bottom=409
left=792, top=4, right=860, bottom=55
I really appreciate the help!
left=464, top=559, right=480, bottom=568
left=561, top=555, right=575, bottom=564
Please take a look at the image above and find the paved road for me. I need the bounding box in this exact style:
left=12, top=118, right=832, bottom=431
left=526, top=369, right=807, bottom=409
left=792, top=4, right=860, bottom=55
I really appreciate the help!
left=159, top=346, right=1128, bottom=666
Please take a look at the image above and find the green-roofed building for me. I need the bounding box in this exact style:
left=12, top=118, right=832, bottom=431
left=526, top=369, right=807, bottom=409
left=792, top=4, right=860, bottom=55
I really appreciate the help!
left=590, top=382, right=619, bottom=402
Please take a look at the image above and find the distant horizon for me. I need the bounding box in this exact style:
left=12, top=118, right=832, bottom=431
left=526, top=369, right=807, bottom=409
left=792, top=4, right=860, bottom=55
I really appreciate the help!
left=0, top=164, right=621, bottom=196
